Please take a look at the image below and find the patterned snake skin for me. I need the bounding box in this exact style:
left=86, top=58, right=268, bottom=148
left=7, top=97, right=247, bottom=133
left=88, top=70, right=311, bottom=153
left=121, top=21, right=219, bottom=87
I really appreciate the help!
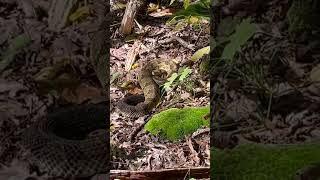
left=20, top=1, right=109, bottom=177
left=116, top=59, right=179, bottom=118
left=20, top=104, right=108, bottom=177
left=116, top=62, right=161, bottom=118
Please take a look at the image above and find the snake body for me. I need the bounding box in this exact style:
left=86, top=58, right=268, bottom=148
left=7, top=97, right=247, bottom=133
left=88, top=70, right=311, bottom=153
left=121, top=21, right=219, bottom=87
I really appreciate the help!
left=116, top=59, right=178, bottom=117
left=20, top=103, right=108, bottom=177
left=20, top=2, right=110, bottom=177
left=116, top=62, right=161, bottom=118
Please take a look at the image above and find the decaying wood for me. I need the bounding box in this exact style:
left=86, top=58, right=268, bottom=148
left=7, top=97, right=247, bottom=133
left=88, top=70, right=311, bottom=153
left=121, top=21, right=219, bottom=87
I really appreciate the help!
left=125, top=40, right=142, bottom=71
left=119, top=0, right=146, bottom=35
left=110, top=167, right=210, bottom=180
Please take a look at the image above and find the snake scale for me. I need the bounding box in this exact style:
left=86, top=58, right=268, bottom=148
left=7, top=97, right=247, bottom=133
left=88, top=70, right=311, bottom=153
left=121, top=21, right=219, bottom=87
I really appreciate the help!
left=20, top=1, right=110, bottom=177
left=20, top=104, right=108, bottom=177
left=116, top=59, right=177, bottom=118
left=116, top=62, right=161, bottom=118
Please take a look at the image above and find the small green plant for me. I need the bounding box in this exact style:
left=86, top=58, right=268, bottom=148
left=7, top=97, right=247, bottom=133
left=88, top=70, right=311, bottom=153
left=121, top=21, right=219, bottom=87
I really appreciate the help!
left=145, top=106, right=209, bottom=141
left=217, top=17, right=256, bottom=61
left=170, top=0, right=190, bottom=9
left=210, top=17, right=261, bottom=121
left=162, top=66, right=192, bottom=91
left=209, top=17, right=256, bottom=78
left=168, top=0, right=210, bottom=28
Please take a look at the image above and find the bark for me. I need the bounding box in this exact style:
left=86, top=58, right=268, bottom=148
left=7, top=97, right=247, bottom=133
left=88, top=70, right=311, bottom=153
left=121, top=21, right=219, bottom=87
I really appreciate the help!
left=119, top=0, right=146, bottom=35
left=110, top=167, right=210, bottom=180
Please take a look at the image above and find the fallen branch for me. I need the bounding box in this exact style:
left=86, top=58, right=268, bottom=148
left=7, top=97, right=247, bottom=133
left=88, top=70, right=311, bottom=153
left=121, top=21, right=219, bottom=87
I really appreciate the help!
left=110, top=167, right=210, bottom=180
left=119, top=0, right=146, bottom=35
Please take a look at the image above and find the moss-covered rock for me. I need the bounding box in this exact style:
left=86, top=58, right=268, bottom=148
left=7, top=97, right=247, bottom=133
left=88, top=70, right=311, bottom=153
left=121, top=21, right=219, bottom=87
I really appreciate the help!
left=211, top=142, right=320, bottom=180
left=144, top=106, right=209, bottom=141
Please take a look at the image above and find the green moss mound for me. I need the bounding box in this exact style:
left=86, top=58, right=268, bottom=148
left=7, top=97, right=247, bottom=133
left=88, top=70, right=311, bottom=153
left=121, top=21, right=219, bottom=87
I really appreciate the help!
left=211, top=142, right=320, bottom=180
left=144, top=106, right=209, bottom=141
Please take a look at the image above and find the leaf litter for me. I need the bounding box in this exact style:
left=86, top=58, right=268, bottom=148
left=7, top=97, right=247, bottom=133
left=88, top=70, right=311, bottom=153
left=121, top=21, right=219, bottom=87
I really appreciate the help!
left=0, top=0, right=110, bottom=179
left=211, top=0, right=320, bottom=150
left=110, top=0, right=210, bottom=173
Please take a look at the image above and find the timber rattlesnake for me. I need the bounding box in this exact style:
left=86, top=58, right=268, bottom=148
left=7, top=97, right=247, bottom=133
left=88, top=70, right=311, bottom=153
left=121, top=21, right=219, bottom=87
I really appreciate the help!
left=20, top=103, right=108, bottom=177
left=116, top=59, right=177, bottom=118
left=20, top=1, right=109, bottom=177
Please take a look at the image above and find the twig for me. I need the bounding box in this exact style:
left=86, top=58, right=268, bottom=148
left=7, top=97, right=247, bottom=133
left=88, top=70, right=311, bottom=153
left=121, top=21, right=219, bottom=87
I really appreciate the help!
left=186, top=137, right=200, bottom=165
left=158, top=35, right=195, bottom=50
left=129, top=114, right=152, bottom=142
left=266, top=90, right=273, bottom=121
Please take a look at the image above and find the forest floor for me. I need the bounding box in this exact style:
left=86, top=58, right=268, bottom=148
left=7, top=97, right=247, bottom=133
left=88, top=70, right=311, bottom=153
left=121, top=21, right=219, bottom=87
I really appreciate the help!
left=110, top=0, right=210, bottom=172
left=0, top=0, right=108, bottom=179
left=0, top=0, right=210, bottom=179
left=211, top=0, right=320, bottom=148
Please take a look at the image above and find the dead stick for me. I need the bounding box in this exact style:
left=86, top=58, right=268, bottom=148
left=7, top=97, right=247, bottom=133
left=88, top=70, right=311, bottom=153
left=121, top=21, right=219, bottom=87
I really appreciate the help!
left=110, top=167, right=210, bottom=180
left=119, top=0, right=146, bottom=35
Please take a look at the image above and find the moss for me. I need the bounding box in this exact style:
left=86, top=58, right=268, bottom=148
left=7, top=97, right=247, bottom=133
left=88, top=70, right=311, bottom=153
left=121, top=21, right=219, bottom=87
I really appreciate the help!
left=211, top=142, right=320, bottom=180
left=144, top=106, right=209, bottom=141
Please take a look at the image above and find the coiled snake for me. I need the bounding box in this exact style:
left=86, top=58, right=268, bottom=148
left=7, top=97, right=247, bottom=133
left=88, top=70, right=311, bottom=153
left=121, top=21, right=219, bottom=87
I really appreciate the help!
left=116, top=59, right=177, bottom=118
left=20, top=104, right=108, bottom=177
left=20, top=5, right=110, bottom=178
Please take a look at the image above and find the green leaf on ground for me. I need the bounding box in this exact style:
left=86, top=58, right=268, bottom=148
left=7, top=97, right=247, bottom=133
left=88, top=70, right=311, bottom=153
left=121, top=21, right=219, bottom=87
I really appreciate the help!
left=163, top=72, right=179, bottom=90
left=179, top=67, right=192, bottom=81
left=191, top=46, right=210, bottom=61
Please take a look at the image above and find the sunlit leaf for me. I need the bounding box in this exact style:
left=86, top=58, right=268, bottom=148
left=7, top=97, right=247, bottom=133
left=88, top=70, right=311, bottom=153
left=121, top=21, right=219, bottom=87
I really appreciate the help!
left=188, top=16, right=199, bottom=24
left=147, top=3, right=159, bottom=13
left=173, top=21, right=188, bottom=31
left=191, top=46, right=210, bottom=61
left=179, top=67, right=192, bottom=81
left=111, top=2, right=127, bottom=11
left=183, top=0, right=190, bottom=9
left=163, top=73, right=178, bottom=90
left=170, top=0, right=210, bottom=21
